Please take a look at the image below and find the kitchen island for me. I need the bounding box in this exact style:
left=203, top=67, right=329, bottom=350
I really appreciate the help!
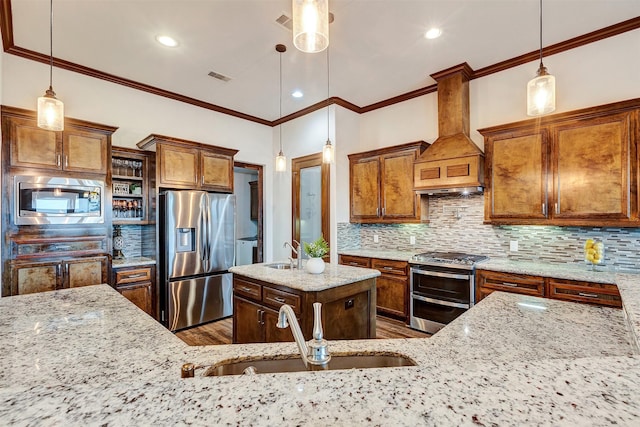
left=1, top=272, right=639, bottom=425
left=229, top=262, right=380, bottom=342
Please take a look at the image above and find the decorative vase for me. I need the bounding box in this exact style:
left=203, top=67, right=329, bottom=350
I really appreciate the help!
left=306, top=257, right=325, bottom=274
left=113, top=225, right=125, bottom=259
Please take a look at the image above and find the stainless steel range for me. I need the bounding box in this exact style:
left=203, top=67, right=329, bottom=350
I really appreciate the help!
left=409, top=251, right=488, bottom=334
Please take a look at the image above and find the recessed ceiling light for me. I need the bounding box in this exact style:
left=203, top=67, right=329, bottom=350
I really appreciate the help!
left=291, top=90, right=303, bottom=98
left=156, top=35, right=179, bottom=47
left=425, top=28, right=442, bottom=40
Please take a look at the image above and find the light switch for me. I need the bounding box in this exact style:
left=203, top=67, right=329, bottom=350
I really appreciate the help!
left=373, top=235, right=379, bottom=243
left=410, top=236, right=416, bottom=245
left=510, top=240, right=518, bottom=252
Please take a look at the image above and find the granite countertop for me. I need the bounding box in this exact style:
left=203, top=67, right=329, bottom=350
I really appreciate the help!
left=112, top=256, right=156, bottom=268
left=1, top=271, right=640, bottom=424
left=229, top=262, right=380, bottom=291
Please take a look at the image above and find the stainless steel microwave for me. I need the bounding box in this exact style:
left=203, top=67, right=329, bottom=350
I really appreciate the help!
left=14, top=175, right=105, bottom=225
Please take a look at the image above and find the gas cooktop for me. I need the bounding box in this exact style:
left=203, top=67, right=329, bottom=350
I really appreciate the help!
left=410, top=251, right=488, bottom=267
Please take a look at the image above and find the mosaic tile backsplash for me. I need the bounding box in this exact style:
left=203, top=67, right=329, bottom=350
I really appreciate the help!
left=337, top=194, right=640, bottom=272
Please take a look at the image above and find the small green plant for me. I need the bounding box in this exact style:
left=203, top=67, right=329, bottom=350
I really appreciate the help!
left=304, top=236, right=329, bottom=258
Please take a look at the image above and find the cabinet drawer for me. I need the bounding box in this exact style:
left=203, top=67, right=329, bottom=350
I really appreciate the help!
left=263, top=286, right=301, bottom=314
left=234, top=278, right=261, bottom=301
left=13, top=236, right=107, bottom=259
left=547, top=279, right=621, bottom=308
left=115, top=267, right=152, bottom=285
left=339, top=255, right=371, bottom=268
left=372, top=258, right=407, bottom=276
left=476, top=270, right=545, bottom=299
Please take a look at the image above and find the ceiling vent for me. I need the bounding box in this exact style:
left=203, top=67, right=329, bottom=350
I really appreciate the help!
left=275, top=14, right=293, bottom=31
left=208, top=71, right=232, bottom=82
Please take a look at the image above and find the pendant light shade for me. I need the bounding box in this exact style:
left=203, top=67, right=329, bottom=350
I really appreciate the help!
left=527, top=0, right=555, bottom=116
left=275, top=44, right=287, bottom=173
left=292, top=0, right=329, bottom=53
left=37, top=0, right=64, bottom=131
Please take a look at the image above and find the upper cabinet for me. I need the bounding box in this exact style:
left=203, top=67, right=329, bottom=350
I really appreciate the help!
left=2, top=106, right=116, bottom=175
left=480, top=99, right=639, bottom=227
left=112, top=147, right=154, bottom=225
left=137, top=134, right=238, bottom=193
left=348, top=141, right=429, bottom=223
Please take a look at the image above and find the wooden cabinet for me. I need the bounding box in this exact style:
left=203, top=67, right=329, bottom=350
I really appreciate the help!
left=112, top=265, right=156, bottom=317
left=339, top=254, right=408, bottom=321
left=476, top=269, right=621, bottom=308
left=348, top=141, right=429, bottom=223
left=137, top=134, right=238, bottom=193
left=2, top=106, right=114, bottom=175
left=10, top=255, right=108, bottom=296
left=112, top=147, right=153, bottom=224
left=480, top=100, right=639, bottom=226
left=232, top=274, right=376, bottom=344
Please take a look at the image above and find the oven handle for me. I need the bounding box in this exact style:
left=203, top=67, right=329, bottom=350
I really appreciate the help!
left=411, top=293, right=469, bottom=310
left=410, top=268, right=470, bottom=281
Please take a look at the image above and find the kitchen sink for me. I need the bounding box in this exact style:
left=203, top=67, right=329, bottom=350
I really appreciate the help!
left=265, top=262, right=292, bottom=270
left=202, top=353, right=416, bottom=376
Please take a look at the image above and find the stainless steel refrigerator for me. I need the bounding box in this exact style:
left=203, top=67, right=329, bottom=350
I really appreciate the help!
left=159, top=190, right=235, bottom=331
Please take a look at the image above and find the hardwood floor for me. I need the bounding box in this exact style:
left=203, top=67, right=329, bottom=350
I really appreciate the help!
left=175, top=315, right=430, bottom=346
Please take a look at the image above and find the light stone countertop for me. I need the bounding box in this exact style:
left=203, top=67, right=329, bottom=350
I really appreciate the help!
left=111, top=256, right=156, bottom=268
left=1, top=271, right=640, bottom=425
left=229, top=261, right=380, bottom=291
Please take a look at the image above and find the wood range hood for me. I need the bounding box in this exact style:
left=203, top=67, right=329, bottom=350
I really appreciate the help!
left=414, top=63, right=484, bottom=194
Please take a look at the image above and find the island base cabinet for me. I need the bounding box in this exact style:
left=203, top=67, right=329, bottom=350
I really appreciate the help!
left=232, top=275, right=376, bottom=344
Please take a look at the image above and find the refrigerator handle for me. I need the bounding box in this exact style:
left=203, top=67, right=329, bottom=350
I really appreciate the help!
left=206, top=200, right=213, bottom=265
left=198, top=208, right=207, bottom=264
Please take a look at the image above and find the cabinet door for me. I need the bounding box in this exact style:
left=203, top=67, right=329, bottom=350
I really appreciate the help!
left=7, top=115, right=62, bottom=170
left=157, top=143, right=199, bottom=188
left=376, top=274, right=408, bottom=319
left=233, top=297, right=265, bottom=344
left=117, top=282, right=154, bottom=315
left=338, top=255, right=371, bottom=268
left=263, top=307, right=296, bottom=342
left=475, top=270, right=545, bottom=302
left=381, top=150, right=419, bottom=220
left=350, top=156, right=381, bottom=221
left=62, top=128, right=108, bottom=174
left=486, top=129, right=548, bottom=219
left=200, top=150, right=233, bottom=192
left=551, top=112, right=632, bottom=220
left=546, top=278, right=622, bottom=308
left=65, top=256, right=108, bottom=288
left=10, top=260, right=61, bottom=295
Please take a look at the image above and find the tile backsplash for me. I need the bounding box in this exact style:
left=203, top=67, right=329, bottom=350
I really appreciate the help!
left=118, top=225, right=156, bottom=259
left=337, top=194, right=640, bottom=272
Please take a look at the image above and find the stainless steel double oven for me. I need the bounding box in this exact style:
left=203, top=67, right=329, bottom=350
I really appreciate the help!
left=409, top=252, right=487, bottom=334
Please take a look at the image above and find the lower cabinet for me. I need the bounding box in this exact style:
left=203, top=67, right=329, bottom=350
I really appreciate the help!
left=339, top=254, right=409, bottom=322
left=112, top=265, right=156, bottom=317
left=476, top=269, right=622, bottom=308
left=10, top=255, right=109, bottom=296
left=232, top=274, right=376, bottom=344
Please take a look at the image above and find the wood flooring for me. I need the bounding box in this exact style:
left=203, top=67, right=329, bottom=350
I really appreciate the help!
left=175, top=315, right=430, bottom=346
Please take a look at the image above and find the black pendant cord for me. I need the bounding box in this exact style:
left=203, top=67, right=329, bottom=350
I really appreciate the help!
left=326, top=46, right=330, bottom=142
left=279, top=47, right=283, bottom=153
left=49, top=0, right=53, bottom=90
left=538, top=0, right=544, bottom=69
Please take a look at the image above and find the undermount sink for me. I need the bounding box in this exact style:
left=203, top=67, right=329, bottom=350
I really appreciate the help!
left=202, top=353, right=416, bottom=376
left=265, top=262, right=292, bottom=270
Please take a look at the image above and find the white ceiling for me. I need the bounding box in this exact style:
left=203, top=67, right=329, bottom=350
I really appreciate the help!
left=10, top=0, right=640, bottom=122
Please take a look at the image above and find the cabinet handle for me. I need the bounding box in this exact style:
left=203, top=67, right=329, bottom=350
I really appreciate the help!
left=201, top=175, right=205, bottom=185
left=382, top=207, right=386, bottom=216
left=257, top=309, right=262, bottom=324
left=349, top=262, right=360, bottom=266
left=65, top=155, right=69, bottom=168
left=555, top=202, right=559, bottom=214
left=542, top=203, right=546, bottom=216
left=376, top=207, right=380, bottom=216
left=578, top=292, right=599, bottom=298
left=274, top=297, right=286, bottom=303
left=501, top=282, right=519, bottom=287
left=382, top=266, right=394, bottom=270
left=125, top=273, right=146, bottom=279
left=52, top=245, right=72, bottom=251
left=241, top=286, right=253, bottom=293
left=56, top=154, right=61, bottom=167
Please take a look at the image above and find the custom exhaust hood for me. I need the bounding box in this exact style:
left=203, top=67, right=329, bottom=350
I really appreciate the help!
left=414, top=63, right=484, bottom=195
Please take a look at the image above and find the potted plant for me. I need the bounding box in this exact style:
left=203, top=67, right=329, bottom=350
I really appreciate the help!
left=303, top=236, right=329, bottom=274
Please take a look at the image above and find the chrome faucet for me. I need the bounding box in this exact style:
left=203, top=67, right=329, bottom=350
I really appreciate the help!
left=283, top=240, right=303, bottom=269
left=276, top=302, right=331, bottom=368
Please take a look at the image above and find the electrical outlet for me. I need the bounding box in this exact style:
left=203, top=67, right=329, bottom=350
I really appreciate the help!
left=410, top=236, right=416, bottom=245
left=373, top=235, right=379, bottom=243
left=510, top=240, right=519, bottom=252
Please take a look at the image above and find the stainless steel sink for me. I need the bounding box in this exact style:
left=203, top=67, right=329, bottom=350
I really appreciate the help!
left=202, top=353, right=416, bottom=376
left=265, top=262, right=291, bottom=270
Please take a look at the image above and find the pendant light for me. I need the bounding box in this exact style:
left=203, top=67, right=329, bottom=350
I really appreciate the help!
left=526, top=0, right=555, bottom=116
left=322, top=46, right=334, bottom=164
left=37, top=0, right=64, bottom=131
left=275, top=44, right=287, bottom=173
left=292, top=0, right=329, bottom=53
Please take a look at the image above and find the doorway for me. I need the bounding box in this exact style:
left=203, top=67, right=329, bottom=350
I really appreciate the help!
left=291, top=153, right=329, bottom=261
left=233, top=162, right=263, bottom=264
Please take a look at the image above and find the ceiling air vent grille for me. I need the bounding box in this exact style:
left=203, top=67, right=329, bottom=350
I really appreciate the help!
left=208, top=71, right=232, bottom=82
left=276, top=14, right=293, bottom=31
